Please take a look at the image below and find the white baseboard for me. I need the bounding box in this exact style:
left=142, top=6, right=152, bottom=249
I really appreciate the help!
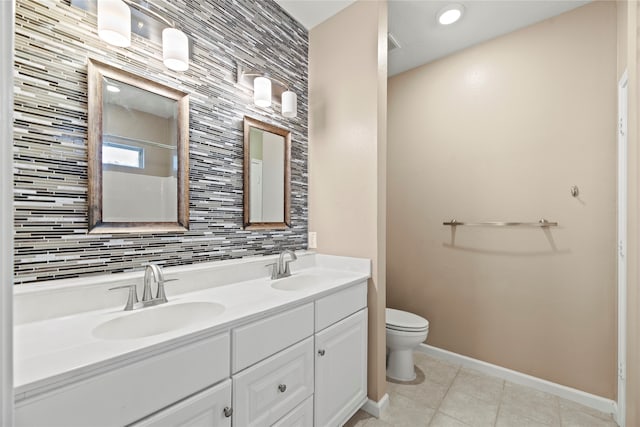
left=361, top=393, right=389, bottom=418
left=418, top=344, right=617, bottom=417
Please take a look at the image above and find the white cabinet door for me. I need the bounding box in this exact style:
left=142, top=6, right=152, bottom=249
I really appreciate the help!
left=315, top=309, right=368, bottom=427
left=131, top=379, right=232, bottom=427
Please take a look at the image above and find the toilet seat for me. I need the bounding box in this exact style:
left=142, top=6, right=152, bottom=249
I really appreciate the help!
left=386, top=308, right=429, bottom=332
left=386, top=324, right=428, bottom=333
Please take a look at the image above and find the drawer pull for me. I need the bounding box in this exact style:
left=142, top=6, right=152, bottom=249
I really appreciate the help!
left=223, top=406, right=233, bottom=417
left=278, top=384, right=287, bottom=393
left=318, top=349, right=326, bottom=356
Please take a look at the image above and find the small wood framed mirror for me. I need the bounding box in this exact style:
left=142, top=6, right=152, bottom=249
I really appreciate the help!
left=243, top=117, right=291, bottom=230
left=87, top=59, right=189, bottom=233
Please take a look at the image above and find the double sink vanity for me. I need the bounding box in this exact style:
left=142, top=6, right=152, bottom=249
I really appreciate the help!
left=13, top=252, right=371, bottom=427
left=12, top=53, right=364, bottom=427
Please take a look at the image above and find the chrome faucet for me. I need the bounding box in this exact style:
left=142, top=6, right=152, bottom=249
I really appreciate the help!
left=110, top=263, right=175, bottom=311
left=268, top=250, right=298, bottom=280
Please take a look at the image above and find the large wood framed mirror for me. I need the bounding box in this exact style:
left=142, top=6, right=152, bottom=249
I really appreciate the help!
left=243, top=117, right=291, bottom=230
left=87, top=59, right=189, bottom=233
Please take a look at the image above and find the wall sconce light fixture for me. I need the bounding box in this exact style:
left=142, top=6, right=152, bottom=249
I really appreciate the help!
left=238, top=66, right=297, bottom=118
left=281, top=91, right=297, bottom=118
left=96, top=0, right=189, bottom=71
left=97, top=0, right=131, bottom=47
left=162, top=28, right=189, bottom=72
left=253, top=76, right=272, bottom=108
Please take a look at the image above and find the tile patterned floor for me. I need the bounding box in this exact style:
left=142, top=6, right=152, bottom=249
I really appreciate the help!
left=345, top=352, right=618, bottom=427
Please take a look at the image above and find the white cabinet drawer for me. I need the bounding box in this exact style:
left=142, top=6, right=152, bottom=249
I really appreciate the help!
left=272, top=396, right=313, bottom=427
left=315, top=281, right=367, bottom=331
left=233, top=337, right=314, bottom=427
left=131, top=379, right=232, bottom=427
left=232, top=303, right=314, bottom=372
left=15, top=333, right=230, bottom=427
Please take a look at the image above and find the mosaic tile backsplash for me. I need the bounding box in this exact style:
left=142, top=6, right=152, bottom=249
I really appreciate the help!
left=14, top=0, right=308, bottom=284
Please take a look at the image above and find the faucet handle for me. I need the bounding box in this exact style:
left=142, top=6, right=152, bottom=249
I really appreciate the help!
left=109, top=285, right=139, bottom=311
left=265, top=263, right=279, bottom=280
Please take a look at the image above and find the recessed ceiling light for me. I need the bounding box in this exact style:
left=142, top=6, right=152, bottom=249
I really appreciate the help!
left=437, top=4, right=464, bottom=26
left=106, top=85, right=120, bottom=93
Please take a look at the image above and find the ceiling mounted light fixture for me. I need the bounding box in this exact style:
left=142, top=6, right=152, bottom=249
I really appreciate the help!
left=96, top=0, right=190, bottom=72
left=437, top=4, right=464, bottom=26
left=238, top=65, right=298, bottom=118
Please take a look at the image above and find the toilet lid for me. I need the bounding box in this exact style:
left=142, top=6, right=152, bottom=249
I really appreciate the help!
left=386, top=308, right=429, bottom=331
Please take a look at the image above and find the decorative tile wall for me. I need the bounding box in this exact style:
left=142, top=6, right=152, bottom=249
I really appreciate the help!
left=13, top=0, right=308, bottom=284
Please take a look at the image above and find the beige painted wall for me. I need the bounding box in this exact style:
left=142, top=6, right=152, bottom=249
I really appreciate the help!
left=309, top=0, right=388, bottom=402
left=617, top=1, right=628, bottom=77
left=388, top=2, right=617, bottom=398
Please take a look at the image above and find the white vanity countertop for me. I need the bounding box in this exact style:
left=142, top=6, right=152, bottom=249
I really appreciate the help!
left=13, top=253, right=371, bottom=401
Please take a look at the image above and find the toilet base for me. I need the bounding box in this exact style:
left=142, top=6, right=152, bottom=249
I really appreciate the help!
left=386, top=348, right=416, bottom=382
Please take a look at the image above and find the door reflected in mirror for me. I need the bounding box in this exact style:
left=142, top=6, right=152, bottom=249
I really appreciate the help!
left=87, top=59, right=189, bottom=233
left=243, top=117, right=291, bottom=229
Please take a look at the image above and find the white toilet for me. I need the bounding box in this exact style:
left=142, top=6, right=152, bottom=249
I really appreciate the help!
left=385, top=308, right=429, bottom=381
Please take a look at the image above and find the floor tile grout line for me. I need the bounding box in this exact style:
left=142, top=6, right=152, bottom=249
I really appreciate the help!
left=493, top=379, right=507, bottom=427
left=440, top=363, right=506, bottom=427
left=427, top=363, right=462, bottom=426
left=554, top=393, right=563, bottom=427
left=429, top=363, right=477, bottom=427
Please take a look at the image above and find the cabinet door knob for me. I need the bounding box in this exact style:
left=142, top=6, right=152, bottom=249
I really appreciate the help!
left=318, top=349, right=326, bottom=356
left=223, top=406, right=233, bottom=418
left=278, top=384, right=287, bottom=393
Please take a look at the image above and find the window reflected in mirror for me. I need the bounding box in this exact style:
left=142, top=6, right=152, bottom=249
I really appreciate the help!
left=243, top=117, right=291, bottom=230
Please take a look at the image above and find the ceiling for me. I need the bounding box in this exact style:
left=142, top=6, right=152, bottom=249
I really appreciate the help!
left=275, top=0, right=591, bottom=76
left=274, top=0, right=356, bottom=30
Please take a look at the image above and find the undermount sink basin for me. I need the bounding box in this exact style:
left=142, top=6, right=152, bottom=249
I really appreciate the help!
left=93, top=302, right=225, bottom=340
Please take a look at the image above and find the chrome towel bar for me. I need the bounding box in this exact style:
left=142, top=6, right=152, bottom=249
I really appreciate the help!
left=443, top=219, right=558, bottom=227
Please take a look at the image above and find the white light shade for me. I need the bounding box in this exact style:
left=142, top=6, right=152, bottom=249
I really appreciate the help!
left=282, top=90, right=297, bottom=118
left=163, top=28, right=189, bottom=71
left=254, top=76, right=272, bottom=108
left=97, top=0, right=131, bottom=47
left=437, top=4, right=464, bottom=25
